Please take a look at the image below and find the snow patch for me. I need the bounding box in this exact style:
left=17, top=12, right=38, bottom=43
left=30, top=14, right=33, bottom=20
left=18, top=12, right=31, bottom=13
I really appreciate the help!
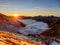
left=50, top=41, right=60, bottom=45
left=18, top=19, right=50, bottom=35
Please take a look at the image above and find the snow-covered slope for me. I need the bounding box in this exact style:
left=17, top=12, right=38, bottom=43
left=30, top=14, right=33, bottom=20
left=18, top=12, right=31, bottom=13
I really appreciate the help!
left=18, top=19, right=50, bottom=35
left=50, top=41, right=60, bottom=45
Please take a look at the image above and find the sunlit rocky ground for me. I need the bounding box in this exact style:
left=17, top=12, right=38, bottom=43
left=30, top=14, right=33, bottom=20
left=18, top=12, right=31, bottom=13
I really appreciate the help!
left=0, top=31, right=41, bottom=45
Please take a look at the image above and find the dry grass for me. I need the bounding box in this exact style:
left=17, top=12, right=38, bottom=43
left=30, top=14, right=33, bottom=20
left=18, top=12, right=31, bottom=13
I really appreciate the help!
left=0, top=30, right=42, bottom=45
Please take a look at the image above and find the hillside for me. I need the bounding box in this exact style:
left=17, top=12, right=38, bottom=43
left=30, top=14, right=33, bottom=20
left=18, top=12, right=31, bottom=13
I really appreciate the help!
left=0, top=13, right=42, bottom=45
left=0, top=30, right=41, bottom=45
left=0, top=13, right=25, bottom=32
left=0, top=13, right=60, bottom=45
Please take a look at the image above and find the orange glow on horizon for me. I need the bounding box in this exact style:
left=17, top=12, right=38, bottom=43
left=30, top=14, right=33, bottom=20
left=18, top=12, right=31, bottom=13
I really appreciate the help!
left=13, top=14, right=19, bottom=17
left=10, top=13, right=20, bottom=17
left=6, top=13, right=60, bottom=17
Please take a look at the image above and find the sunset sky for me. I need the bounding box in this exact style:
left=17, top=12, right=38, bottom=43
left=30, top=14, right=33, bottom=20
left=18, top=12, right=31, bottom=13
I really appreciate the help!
left=0, top=0, right=60, bottom=16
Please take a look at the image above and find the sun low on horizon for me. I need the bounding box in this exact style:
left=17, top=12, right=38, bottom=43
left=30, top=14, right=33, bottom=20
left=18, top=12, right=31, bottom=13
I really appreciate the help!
left=9, top=12, right=24, bottom=17
left=10, top=13, right=20, bottom=17
left=13, top=14, right=19, bottom=17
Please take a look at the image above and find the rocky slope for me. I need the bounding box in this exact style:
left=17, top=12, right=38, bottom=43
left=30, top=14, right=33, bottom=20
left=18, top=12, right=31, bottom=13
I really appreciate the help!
left=0, top=13, right=25, bottom=32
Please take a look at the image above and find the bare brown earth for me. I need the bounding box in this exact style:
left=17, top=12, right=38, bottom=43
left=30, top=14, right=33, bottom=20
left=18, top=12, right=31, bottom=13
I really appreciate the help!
left=0, top=30, right=42, bottom=45
left=41, top=21, right=60, bottom=39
